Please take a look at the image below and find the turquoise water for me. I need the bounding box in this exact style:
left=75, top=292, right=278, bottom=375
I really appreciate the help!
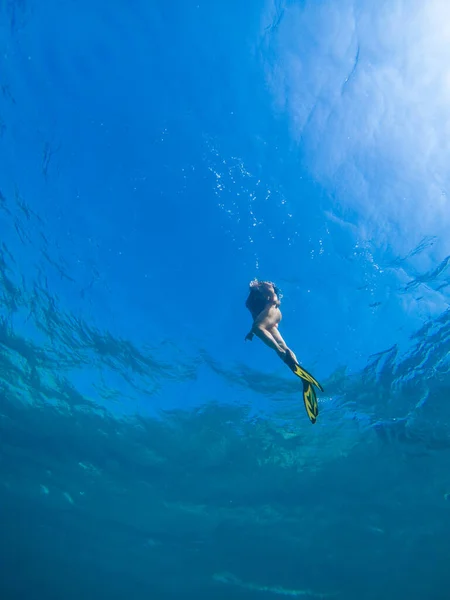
left=1, top=1, right=450, bottom=598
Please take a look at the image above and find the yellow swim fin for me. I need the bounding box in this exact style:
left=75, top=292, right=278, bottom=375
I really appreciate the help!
left=302, top=379, right=319, bottom=424
left=283, top=352, right=322, bottom=423
left=292, top=363, right=324, bottom=392
left=284, top=352, right=324, bottom=392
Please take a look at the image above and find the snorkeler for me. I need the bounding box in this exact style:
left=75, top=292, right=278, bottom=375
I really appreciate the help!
left=244, top=278, right=323, bottom=424
left=245, top=279, right=298, bottom=367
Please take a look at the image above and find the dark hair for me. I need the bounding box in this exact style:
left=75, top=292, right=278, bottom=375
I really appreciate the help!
left=273, top=285, right=282, bottom=300
left=249, top=279, right=283, bottom=300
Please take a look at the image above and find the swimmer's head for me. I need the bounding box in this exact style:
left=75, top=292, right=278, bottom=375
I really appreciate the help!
left=249, top=279, right=283, bottom=300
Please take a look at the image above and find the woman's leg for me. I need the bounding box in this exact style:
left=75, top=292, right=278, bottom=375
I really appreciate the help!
left=252, top=306, right=285, bottom=357
left=252, top=326, right=285, bottom=356
left=270, top=326, right=298, bottom=364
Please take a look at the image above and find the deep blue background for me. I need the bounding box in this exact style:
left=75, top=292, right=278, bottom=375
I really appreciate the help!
left=1, top=0, right=450, bottom=599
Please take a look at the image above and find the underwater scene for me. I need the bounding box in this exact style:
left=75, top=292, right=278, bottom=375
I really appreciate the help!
left=1, top=1, right=450, bottom=598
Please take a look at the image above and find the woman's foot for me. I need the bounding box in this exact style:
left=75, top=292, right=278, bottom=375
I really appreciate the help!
left=282, top=348, right=298, bottom=369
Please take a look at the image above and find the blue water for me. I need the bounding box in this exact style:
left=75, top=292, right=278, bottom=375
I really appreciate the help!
left=1, top=0, right=450, bottom=598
